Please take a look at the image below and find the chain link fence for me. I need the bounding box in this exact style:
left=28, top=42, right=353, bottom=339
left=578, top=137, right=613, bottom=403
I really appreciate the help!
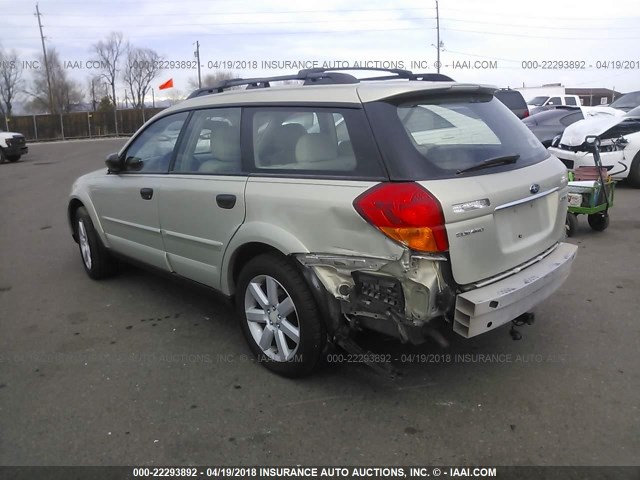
left=1, top=108, right=165, bottom=142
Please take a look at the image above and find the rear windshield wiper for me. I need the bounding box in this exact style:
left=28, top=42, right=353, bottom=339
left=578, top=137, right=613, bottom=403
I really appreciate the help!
left=456, top=154, right=520, bottom=175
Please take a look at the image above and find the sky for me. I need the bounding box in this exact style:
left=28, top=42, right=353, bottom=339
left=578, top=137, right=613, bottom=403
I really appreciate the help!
left=2, top=0, right=640, bottom=106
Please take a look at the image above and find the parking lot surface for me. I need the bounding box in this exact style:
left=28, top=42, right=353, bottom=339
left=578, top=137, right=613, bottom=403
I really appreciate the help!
left=0, top=139, right=638, bottom=466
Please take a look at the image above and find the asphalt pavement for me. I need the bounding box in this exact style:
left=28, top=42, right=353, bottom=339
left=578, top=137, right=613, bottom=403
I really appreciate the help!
left=0, top=139, right=638, bottom=466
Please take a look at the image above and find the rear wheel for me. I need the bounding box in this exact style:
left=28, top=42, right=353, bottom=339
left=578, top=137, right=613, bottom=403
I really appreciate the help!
left=75, top=206, right=118, bottom=279
left=588, top=212, right=609, bottom=231
left=565, top=213, right=578, bottom=237
left=236, top=253, right=326, bottom=377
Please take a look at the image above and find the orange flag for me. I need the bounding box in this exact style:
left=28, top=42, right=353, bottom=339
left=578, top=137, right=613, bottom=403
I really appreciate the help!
left=159, top=78, right=174, bottom=90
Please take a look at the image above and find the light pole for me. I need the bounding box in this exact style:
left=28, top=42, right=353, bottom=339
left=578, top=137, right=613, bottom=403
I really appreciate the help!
left=431, top=41, right=445, bottom=73
left=435, top=0, right=440, bottom=73
left=194, top=41, right=202, bottom=88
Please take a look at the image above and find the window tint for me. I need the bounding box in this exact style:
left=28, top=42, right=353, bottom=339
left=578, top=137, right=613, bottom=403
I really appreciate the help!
left=399, top=104, right=500, bottom=147
left=252, top=109, right=356, bottom=172
left=565, top=97, right=577, bottom=106
left=173, top=108, right=241, bottom=174
left=494, top=90, right=525, bottom=109
left=529, top=96, right=549, bottom=106
left=560, top=112, right=583, bottom=126
left=610, top=91, right=640, bottom=110
left=547, top=97, right=561, bottom=106
left=373, top=95, right=548, bottom=179
left=528, top=109, right=565, bottom=124
left=123, top=112, right=188, bottom=173
left=624, top=106, right=640, bottom=117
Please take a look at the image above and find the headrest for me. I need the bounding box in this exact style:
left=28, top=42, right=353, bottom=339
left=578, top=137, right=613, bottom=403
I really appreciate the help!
left=210, top=125, right=241, bottom=163
left=295, top=133, right=337, bottom=163
left=202, top=119, right=230, bottom=131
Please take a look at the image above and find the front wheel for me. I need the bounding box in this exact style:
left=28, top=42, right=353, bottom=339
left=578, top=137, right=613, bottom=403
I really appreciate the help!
left=6, top=154, right=20, bottom=162
left=236, top=254, right=326, bottom=377
left=75, top=206, right=118, bottom=279
left=588, top=212, right=609, bottom=231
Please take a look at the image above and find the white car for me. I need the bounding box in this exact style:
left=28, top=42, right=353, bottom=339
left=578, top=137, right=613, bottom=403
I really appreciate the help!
left=548, top=106, right=640, bottom=187
left=0, top=129, right=28, bottom=163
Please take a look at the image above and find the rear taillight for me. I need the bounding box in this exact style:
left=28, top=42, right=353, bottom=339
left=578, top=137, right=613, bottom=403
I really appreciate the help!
left=523, top=108, right=530, bottom=118
left=353, top=182, right=449, bottom=253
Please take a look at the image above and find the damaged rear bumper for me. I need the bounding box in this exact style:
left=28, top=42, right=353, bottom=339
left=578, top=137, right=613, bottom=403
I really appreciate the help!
left=453, top=242, right=578, bottom=338
left=296, top=242, right=577, bottom=344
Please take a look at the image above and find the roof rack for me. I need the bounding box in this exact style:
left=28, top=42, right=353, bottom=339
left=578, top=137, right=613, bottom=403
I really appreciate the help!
left=186, top=71, right=358, bottom=99
left=410, top=72, right=455, bottom=82
left=299, top=67, right=455, bottom=83
left=300, top=66, right=414, bottom=80
left=186, top=68, right=455, bottom=99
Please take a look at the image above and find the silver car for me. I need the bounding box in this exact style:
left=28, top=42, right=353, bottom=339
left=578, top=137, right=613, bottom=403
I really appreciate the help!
left=68, top=69, right=577, bottom=377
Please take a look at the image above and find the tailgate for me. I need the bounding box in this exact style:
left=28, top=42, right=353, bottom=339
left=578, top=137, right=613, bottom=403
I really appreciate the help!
left=420, top=158, right=568, bottom=286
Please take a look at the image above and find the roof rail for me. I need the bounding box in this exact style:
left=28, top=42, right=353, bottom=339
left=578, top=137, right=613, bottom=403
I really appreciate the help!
left=186, top=68, right=455, bottom=99
left=186, top=71, right=359, bottom=99
left=299, top=68, right=454, bottom=82
left=409, top=72, right=455, bottom=82
left=300, top=66, right=414, bottom=79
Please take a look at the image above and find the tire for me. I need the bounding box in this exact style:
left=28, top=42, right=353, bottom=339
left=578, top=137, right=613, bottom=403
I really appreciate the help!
left=74, top=206, right=118, bottom=279
left=0, top=147, right=5, bottom=163
left=6, top=154, right=20, bottom=163
left=588, top=212, right=609, bottom=231
left=565, top=213, right=578, bottom=237
left=628, top=152, right=640, bottom=188
left=236, top=253, right=326, bottom=377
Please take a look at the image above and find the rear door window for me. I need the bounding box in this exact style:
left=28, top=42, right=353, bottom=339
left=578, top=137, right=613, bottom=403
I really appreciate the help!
left=565, top=97, right=578, bottom=106
left=172, top=108, right=241, bottom=174
left=246, top=107, right=385, bottom=178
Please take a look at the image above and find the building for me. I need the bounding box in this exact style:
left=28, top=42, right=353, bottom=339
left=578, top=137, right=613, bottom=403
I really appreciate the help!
left=565, top=88, right=622, bottom=106
left=515, top=83, right=623, bottom=106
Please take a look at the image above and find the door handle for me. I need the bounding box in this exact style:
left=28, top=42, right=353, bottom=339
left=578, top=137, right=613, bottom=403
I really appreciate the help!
left=140, top=188, right=154, bottom=200
left=216, top=194, right=236, bottom=209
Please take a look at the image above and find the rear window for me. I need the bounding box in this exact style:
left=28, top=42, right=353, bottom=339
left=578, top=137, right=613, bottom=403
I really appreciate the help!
left=494, top=90, right=526, bottom=109
left=610, top=91, right=640, bottom=111
left=364, top=94, right=549, bottom=180
left=529, top=96, right=549, bottom=106
left=560, top=111, right=583, bottom=126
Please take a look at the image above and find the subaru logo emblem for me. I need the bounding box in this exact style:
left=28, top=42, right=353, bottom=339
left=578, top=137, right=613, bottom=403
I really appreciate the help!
left=530, top=184, right=540, bottom=194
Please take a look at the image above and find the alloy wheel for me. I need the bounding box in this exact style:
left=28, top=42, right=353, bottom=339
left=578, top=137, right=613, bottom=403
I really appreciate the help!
left=244, top=275, right=300, bottom=362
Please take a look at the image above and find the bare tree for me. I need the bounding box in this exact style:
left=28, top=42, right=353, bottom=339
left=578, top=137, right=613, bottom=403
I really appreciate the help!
left=123, top=47, right=162, bottom=109
left=166, top=88, right=185, bottom=106
left=28, top=48, right=83, bottom=114
left=187, top=71, right=237, bottom=91
left=92, top=32, right=125, bottom=132
left=0, top=45, right=22, bottom=117
left=87, top=75, right=102, bottom=112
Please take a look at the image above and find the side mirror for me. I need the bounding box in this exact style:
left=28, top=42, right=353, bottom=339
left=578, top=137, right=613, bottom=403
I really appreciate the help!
left=105, top=152, right=123, bottom=172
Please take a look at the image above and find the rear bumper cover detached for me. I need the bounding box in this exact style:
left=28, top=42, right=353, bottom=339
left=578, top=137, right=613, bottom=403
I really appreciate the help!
left=453, top=242, right=577, bottom=338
